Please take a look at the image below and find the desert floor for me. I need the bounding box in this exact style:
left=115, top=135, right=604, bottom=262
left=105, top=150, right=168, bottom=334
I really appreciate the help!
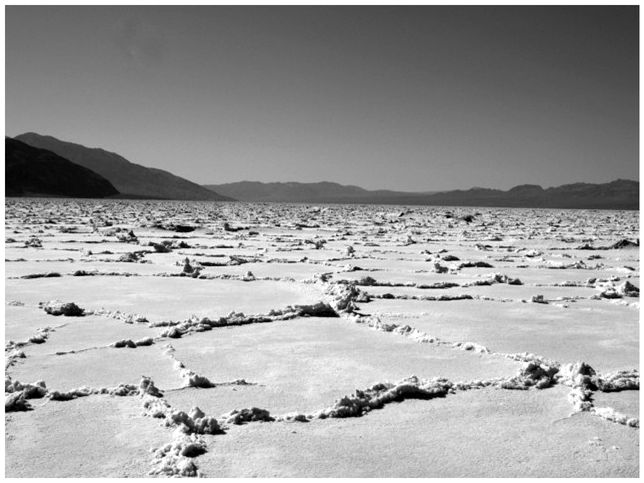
left=4, top=199, right=640, bottom=477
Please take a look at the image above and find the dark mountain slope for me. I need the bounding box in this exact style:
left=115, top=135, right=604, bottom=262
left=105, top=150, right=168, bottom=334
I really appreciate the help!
left=15, top=133, right=231, bottom=201
left=6, top=137, right=119, bottom=198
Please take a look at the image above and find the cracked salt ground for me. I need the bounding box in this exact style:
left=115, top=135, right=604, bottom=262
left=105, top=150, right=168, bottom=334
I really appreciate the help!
left=357, top=299, right=639, bottom=370
left=164, top=317, right=521, bottom=415
left=5, top=395, right=172, bottom=477
left=5, top=200, right=640, bottom=477
left=193, top=387, right=639, bottom=478
left=15, top=315, right=154, bottom=357
left=5, top=277, right=324, bottom=324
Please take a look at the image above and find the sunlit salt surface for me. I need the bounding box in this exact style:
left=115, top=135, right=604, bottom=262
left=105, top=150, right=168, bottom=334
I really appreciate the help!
left=5, top=199, right=639, bottom=477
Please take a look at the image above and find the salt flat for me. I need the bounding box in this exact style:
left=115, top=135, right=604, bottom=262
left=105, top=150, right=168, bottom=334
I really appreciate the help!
left=4, top=199, right=640, bottom=477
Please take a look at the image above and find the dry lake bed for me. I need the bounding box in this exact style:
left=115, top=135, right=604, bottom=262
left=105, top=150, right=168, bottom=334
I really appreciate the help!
left=4, top=199, right=640, bottom=477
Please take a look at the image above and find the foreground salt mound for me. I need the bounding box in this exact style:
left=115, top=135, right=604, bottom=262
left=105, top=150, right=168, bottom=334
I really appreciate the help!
left=149, top=429, right=205, bottom=477
left=5, top=392, right=32, bottom=412
left=315, top=376, right=453, bottom=419
left=136, top=377, right=226, bottom=476
left=220, top=407, right=275, bottom=425
left=500, top=361, right=558, bottom=390
left=166, top=407, right=223, bottom=435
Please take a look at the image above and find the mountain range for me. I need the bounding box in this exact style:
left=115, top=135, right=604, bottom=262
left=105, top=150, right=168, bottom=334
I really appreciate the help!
left=205, top=179, right=639, bottom=210
left=14, top=133, right=230, bottom=201
left=5, top=132, right=639, bottom=209
left=203, top=181, right=438, bottom=204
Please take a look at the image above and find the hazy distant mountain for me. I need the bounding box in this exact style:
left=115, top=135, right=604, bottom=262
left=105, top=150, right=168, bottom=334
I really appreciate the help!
left=204, top=179, right=638, bottom=209
left=6, top=137, right=119, bottom=198
left=417, top=180, right=638, bottom=210
left=15, top=133, right=232, bottom=201
left=204, top=181, right=437, bottom=204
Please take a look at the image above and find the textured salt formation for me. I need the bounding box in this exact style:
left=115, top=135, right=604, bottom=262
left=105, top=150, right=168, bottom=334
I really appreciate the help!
left=115, top=229, right=138, bottom=243
left=5, top=377, right=47, bottom=412
left=149, top=429, right=206, bottom=477
left=499, top=361, right=559, bottom=390
left=5, top=377, right=48, bottom=397
left=555, top=362, right=640, bottom=426
left=150, top=241, right=173, bottom=253
left=4, top=374, right=160, bottom=405
left=220, top=407, right=275, bottom=425
left=24, top=236, right=42, bottom=248
left=88, top=309, right=148, bottom=324
left=432, top=261, right=449, bottom=273
left=416, top=281, right=460, bottom=289
left=543, top=260, right=604, bottom=270
left=5, top=392, right=32, bottom=412
left=451, top=341, right=490, bottom=353
left=18, top=272, right=61, bottom=279
left=269, top=362, right=637, bottom=426
left=351, top=276, right=479, bottom=290
left=5, top=348, right=26, bottom=369
left=111, top=339, right=137, bottom=348
left=591, top=407, right=639, bottom=427
left=323, top=283, right=498, bottom=355
left=596, top=370, right=639, bottom=392
left=6, top=326, right=58, bottom=369
left=163, top=344, right=225, bottom=389
left=137, top=378, right=222, bottom=477
left=117, top=251, right=147, bottom=263
left=28, top=326, right=54, bottom=344
left=313, top=376, right=453, bottom=419
left=180, top=257, right=202, bottom=277
left=135, top=337, right=154, bottom=346
left=147, top=299, right=341, bottom=340
left=458, top=261, right=494, bottom=269
left=373, top=293, right=474, bottom=301
left=165, top=407, right=223, bottom=434
left=319, top=280, right=639, bottom=426
left=592, top=281, right=640, bottom=300
left=462, top=273, right=522, bottom=286
left=42, top=300, right=84, bottom=316
left=578, top=239, right=639, bottom=250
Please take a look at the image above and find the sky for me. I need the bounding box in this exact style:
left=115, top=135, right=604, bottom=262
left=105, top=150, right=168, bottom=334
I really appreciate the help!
left=5, top=5, right=639, bottom=191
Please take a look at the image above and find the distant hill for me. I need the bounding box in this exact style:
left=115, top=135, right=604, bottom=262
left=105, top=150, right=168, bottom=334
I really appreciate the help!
left=204, top=179, right=639, bottom=209
left=6, top=137, right=119, bottom=198
left=204, top=181, right=437, bottom=204
left=416, top=179, right=639, bottom=210
left=15, top=132, right=232, bottom=201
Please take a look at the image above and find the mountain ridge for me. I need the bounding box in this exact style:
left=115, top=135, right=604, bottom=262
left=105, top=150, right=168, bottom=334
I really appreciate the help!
left=205, top=179, right=638, bottom=210
left=203, top=180, right=440, bottom=204
left=14, top=132, right=232, bottom=201
left=6, top=137, right=119, bottom=198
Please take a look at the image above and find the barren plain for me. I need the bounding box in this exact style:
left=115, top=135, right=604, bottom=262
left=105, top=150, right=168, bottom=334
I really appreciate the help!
left=4, top=199, right=640, bottom=477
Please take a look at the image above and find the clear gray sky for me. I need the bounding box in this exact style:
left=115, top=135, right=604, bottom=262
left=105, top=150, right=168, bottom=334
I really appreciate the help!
left=5, top=6, right=639, bottom=191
